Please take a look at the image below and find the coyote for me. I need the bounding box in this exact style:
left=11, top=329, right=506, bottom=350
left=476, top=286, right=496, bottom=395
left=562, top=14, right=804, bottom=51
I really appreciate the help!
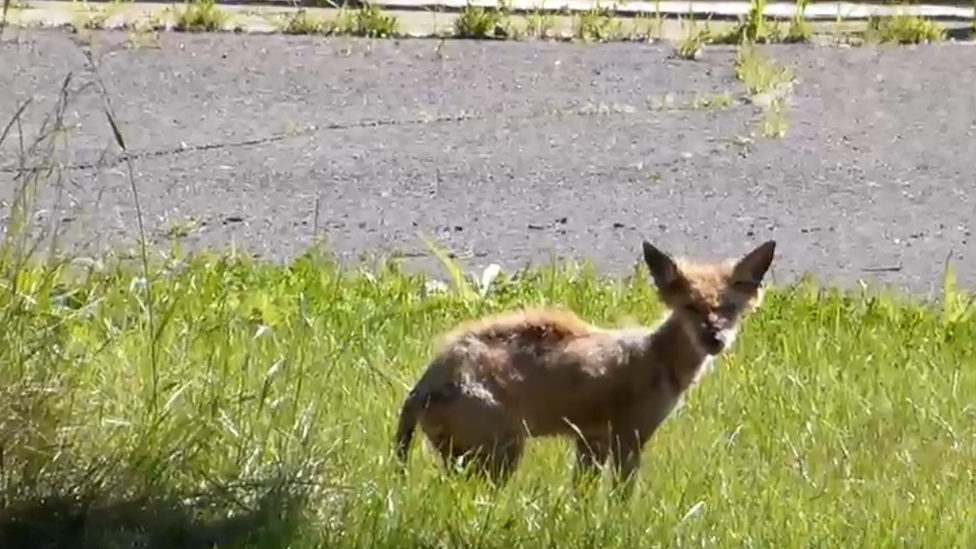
left=393, top=239, right=776, bottom=499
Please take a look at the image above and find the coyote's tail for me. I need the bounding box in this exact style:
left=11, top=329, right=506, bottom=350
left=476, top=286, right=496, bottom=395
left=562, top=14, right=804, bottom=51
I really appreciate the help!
left=393, top=376, right=457, bottom=472
left=394, top=387, right=426, bottom=470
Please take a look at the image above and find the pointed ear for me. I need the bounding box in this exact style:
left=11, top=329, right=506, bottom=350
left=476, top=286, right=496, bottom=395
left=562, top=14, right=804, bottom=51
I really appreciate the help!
left=731, top=240, right=776, bottom=290
left=642, top=241, right=681, bottom=293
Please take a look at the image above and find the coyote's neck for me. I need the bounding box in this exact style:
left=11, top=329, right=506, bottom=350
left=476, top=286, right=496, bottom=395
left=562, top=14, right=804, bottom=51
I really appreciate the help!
left=641, top=312, right=712, bottom=392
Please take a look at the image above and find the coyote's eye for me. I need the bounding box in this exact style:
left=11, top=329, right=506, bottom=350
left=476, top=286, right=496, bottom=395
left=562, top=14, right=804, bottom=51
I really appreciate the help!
left=683, top=304, right=700, bottom=315
left=732, top=280, right=759, bottom=293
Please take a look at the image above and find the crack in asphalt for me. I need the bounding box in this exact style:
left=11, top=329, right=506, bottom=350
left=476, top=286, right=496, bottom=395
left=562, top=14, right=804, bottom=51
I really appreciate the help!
left=0, top=111, right=486, bottom=173
left=2, top=30, right=973, bottom=296
left=1, top=93, right=756, bottom=174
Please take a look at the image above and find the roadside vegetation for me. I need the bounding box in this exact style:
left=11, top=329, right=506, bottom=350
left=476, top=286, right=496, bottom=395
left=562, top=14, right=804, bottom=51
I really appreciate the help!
left=453, top=0, right=512, bottom=39
left=173, top=0, right=226, bottom=32
left=1, top=0, right=965, bottom=45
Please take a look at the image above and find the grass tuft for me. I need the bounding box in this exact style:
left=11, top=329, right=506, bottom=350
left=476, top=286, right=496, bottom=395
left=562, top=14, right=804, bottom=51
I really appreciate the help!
left=68, top=0, right=129, bottom=32
left=865, top=12, right=946, bottom=44
left=734, top=46, right=795, bottom=97
left=521, top=8, right=556, bottom=39
left=338, top=2, right=399, bottom=38
left=783, top=0, right=812, bottom=43
left=173, top=0, right=227, bottom=32
left=711, top=0, right=776, bottom=44
left=281, top=8, right=325, bottom=35
left=674, top=28, right=707, bottom=60
left=573, top=4, right=622, bottom=42
left=453, top=0, right=511, bottom=39
left=734, top=46, right=795, bottom=138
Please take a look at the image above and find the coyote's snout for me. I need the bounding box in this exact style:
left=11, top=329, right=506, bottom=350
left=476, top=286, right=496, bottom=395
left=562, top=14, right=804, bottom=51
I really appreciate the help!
left=394, top=239, right=776, bottom=499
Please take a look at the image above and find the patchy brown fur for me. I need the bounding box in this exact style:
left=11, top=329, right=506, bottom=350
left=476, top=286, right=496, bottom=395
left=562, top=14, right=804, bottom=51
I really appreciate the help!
left=394, top=239, right=776, bottom=499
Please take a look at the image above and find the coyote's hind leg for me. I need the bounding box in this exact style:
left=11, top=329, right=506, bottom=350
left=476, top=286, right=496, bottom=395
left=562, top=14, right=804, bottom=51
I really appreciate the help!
left=430, top=433, right=525, bottom=487
left=421, top=392, right=525, bottom=487
left=573, top=433, right=610, bottom=491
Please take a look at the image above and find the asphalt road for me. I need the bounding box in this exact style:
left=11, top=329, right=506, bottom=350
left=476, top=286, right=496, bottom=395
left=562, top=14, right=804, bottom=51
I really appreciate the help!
left=1, top=28, right=974, bottom=296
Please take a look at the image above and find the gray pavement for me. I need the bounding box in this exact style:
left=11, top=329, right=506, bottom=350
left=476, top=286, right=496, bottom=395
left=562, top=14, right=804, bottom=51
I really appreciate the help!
left=1, top=28, right=974, bottom=296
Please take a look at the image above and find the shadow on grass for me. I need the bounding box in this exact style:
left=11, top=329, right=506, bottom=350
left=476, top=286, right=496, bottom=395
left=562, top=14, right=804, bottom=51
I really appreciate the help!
left=0, top=478, right=309, bottom=549
left=0, top=28, right=324, bottom=549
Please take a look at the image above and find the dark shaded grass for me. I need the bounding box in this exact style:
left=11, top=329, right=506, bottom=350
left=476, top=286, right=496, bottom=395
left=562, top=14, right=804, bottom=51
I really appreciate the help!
left=0, top=30, right=319, bottom=549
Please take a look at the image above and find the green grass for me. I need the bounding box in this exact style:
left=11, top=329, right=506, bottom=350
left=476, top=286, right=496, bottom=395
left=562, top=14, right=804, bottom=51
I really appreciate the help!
left=521, top=7, right=556, bottom=39
left=453, top=0, right=511, bottom=39
left=572, top=4, right=623, bottom=42
left=784, top=0, right=813, bottom=42
left=173, top=0, right=227, bottom=32
left=0, top=0, right=960, bottom=45
left=865, top=12, right=947, bottom=44
left=277, top=8, right=325, bottom=35
left=339, top=2, right=399, bottom=38
left=733, top=46, right=795, bottom=138
left=2, top=245, right=975, bottom=547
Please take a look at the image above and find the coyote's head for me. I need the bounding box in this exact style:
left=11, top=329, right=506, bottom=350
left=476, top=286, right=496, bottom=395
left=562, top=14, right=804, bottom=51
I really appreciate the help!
left=642, top=239, right=776, bottom=356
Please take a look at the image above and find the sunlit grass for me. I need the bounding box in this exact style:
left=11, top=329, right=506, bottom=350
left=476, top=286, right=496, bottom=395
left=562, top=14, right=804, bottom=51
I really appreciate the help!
left=1, top=246, right=974, bottom=547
